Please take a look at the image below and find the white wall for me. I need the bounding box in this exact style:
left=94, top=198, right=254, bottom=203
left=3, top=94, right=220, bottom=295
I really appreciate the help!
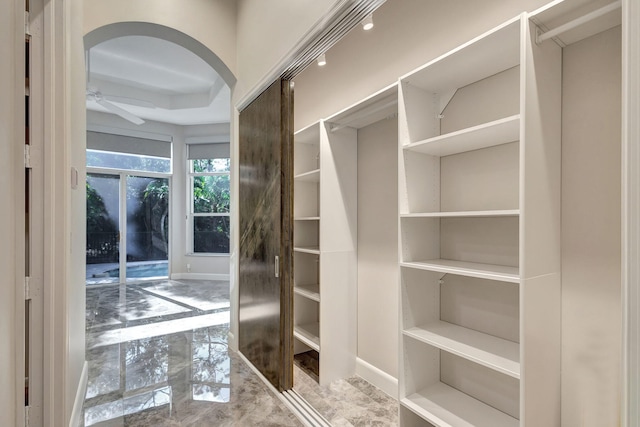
left=234, top=0, right=339, bottom=104
left=561, top=26, right=622, bottom=426
left=87, top=111, right=231, bottom=278
left=356, top=118, right=398, bottom=388
left=0, top=0, right=21, bottom=424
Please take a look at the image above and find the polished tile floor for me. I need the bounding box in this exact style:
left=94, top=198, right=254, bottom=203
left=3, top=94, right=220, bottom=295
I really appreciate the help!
left=83, top=280, right=301, bottom=426
left=83, top=279, right=399, bottom=426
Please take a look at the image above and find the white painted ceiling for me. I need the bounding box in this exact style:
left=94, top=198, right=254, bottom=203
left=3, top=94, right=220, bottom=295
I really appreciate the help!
left=86, top=36, right=230, bottom=126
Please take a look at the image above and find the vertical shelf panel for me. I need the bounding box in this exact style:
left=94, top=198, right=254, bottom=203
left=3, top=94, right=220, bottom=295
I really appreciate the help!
left=519, top=16, right=562, bottom=426
left=317, top=122, right=358, bottom=386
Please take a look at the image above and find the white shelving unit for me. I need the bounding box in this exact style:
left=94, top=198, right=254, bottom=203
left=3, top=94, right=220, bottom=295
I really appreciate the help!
left=398, top=14, right=561, bottom=427
left=293, top=119, right=358, bottom=386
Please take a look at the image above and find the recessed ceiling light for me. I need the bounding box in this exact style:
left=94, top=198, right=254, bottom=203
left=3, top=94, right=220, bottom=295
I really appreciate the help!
left=362, top=14, right=374, bottom=31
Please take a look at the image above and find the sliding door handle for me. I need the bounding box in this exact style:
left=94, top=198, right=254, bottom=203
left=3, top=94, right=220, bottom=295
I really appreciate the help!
left=275, top=255, right=280, bottom=278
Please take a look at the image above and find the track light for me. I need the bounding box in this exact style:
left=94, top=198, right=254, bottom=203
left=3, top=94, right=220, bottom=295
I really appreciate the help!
left=362, top=14, right=374, bottom=31
left=317, top=53, right=327, bottom=67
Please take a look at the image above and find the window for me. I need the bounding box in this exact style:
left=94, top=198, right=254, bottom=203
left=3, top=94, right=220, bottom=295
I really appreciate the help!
left=188, top=143, right=230, bottom=254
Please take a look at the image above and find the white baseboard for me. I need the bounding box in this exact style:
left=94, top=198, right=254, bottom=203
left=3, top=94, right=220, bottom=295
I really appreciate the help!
left=227, top=331, right=237, bottom=351
left=355, top=358, right=398, bottom=400
left=171, top=273, right=230, bottom=281
left=69, top=361, right=88, bottom=427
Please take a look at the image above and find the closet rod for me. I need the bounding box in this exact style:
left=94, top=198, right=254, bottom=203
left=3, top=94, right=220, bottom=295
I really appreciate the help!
left=328, top=99, right=397, bottom=133
left=536, top=0, right=621, bottom=43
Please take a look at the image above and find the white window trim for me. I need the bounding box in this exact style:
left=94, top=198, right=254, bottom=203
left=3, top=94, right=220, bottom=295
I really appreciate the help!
left=186, top=161, right=231, bottom=255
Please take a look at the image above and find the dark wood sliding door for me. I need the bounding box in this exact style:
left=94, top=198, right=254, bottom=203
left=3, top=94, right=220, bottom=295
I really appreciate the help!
left=238, top=80, right=294, bottom=391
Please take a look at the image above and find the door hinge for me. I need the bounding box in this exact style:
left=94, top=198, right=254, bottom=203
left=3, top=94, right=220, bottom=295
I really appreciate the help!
left=24, top=11, right=30, bottom=36
left=24, top=145, right=40, bottom=169
left=24, top=277, right=41, bottom=301
left=25, top=277, right=31, bottom=300
left=24, top=145, right=31, bottom=169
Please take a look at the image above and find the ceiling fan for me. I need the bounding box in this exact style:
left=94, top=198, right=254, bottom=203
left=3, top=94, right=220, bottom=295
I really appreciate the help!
left=85, top=47, right=153, bottom=126
left=86, top=87, right=146, bottom=125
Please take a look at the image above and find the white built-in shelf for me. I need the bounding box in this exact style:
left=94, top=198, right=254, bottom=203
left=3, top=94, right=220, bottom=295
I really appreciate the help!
left=401, top=382, right=519, bottom=427
left=295, top=122, right=321, bottom=145
left=404, top=321, right=520, bottom=378
left=294, top=169, right=320, bottom=182
left=294, top=322, right=320, bottom=352
left=399, top=18, right=520, bottom=94
left=294, top=246, right=320, bottom=255
left=400, top=259, right=519, bottom=283
left=294, top=283, right=320, bottom=302
left=404, top=115, right=520, bottom=157
left=294, top=216, right=321, bottom=221
left=400, top=209, right=519, bottom=218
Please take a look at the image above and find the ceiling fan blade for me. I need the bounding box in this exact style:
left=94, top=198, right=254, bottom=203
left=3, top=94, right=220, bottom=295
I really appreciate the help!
left=96, top=98, right=145, bottom=125
left=103, top=94, right=156, bottom=109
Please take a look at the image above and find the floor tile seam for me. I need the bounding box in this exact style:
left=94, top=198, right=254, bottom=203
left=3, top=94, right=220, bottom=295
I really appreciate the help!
left=85, top=307, right=231, bottom=333
left=135, top=286, right=206, bottom=313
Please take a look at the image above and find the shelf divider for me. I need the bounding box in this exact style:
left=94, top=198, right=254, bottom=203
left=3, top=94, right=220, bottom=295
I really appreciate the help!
left=294, top=283, right=320, bottom=302
left=404, top=320, right=520, bottom=378
left=401, top=382, right=519, bottom=427
left=294, top=169, right=320, bottom=182
left=294, top=323, right=320, bottom=352
left=400, top=259, right=519, bottom=283
left=294, top=246, right=321, bottom=255
left=401, top=209, right=519, bottom=218
left=404, top=115, right=520, bottom=157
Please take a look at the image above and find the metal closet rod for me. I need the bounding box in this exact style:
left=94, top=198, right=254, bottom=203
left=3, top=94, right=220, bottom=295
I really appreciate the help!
left=328, top=99, right=398, bottom=133
left=536, top=0, right=621, bottom=43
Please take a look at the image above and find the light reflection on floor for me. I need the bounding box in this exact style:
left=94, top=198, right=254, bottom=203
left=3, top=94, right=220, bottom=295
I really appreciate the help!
left=83, top=280, right=301, bottom=426
left=83, top=279, right=400, bottom=426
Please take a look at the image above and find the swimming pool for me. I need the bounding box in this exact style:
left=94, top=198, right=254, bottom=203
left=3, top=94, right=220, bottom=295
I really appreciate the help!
left=88, top=261, right=169, bottom=283
left=104, top=262, right=168, bottom=278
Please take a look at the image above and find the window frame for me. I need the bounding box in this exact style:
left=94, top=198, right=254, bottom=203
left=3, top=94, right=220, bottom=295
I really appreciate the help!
left=187, top=158, right=231, bottom=255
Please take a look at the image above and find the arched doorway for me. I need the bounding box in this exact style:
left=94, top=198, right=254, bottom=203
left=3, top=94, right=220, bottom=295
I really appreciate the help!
left=81, top=23, right=238, bottom=425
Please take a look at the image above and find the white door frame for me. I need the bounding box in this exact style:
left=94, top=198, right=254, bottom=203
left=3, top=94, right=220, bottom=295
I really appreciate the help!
left=622, top=0, right=639, bottom=425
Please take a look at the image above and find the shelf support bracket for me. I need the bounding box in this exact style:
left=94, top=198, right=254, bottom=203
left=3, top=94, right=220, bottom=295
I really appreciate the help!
left=438, top=89, right=457, bottom=116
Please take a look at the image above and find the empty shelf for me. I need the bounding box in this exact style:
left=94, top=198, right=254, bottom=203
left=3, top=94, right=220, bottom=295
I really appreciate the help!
left=294, top=323, right=320, bottom=351
left=404, top=115, right=520, bottom=157
left=404, top=321, right=520, bottom=378
left=400, top=259, right=519, bottom=283
left=294, top=169, right=320, bottom=182
left=294, top=283, right=320, bottom=302
left=294, top=246, right=320, bottom=255
left=401, top=209, right=519, bottom=218
left=401, top=382, right=519, bottom=427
